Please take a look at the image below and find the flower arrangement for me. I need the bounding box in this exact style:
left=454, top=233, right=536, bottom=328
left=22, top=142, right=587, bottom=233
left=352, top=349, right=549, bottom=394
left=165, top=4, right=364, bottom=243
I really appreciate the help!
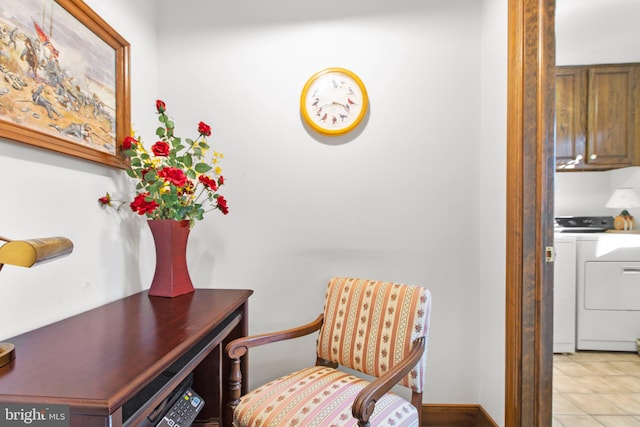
left=99, top=100, right=228, bottom=224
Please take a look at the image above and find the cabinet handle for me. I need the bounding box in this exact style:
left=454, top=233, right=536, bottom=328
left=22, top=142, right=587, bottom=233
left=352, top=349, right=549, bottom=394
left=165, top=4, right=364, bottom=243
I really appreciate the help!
left=590, top=154, right=597, bottom=160
left=622, top=267, right=640, bottom=274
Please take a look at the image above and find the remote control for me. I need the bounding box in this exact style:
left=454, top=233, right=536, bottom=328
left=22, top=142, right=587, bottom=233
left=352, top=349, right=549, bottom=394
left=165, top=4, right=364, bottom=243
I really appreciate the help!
left=155, top=387, right=204, bottom=427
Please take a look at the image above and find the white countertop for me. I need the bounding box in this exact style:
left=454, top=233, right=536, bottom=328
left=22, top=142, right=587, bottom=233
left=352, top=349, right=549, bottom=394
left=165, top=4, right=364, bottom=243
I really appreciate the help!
left=555, top=231, right=640, bottom=259
left=555, top=230, right=640, bottom=240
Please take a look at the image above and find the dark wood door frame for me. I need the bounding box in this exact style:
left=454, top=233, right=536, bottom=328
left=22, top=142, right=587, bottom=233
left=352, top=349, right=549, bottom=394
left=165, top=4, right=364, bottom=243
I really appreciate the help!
left=505, top=0, right=555, bottom=426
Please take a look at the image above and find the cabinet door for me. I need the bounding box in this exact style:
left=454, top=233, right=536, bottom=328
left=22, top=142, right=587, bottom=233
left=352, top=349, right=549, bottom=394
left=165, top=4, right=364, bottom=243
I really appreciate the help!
left=586, top=66, right=637, bottom=168
left=555, top=68, right=587, bottom=170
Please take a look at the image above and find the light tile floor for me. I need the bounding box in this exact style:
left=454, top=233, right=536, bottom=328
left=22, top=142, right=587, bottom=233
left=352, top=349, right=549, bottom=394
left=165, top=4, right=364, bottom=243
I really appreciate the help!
left=554, top=351, right=640, bottom=427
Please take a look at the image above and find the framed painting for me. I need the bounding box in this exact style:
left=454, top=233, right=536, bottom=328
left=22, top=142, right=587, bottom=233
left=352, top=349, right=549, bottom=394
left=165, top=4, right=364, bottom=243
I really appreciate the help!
left=0, top=0, right=130, bottom=168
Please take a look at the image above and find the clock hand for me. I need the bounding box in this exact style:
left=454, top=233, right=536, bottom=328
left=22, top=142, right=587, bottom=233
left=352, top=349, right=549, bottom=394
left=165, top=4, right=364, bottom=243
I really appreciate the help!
left=316, top=101, right=349, bottom=111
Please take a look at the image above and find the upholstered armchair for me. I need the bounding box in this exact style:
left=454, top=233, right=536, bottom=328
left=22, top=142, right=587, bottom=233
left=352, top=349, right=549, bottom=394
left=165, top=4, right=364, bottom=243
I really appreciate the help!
left=226, top=277, right=432, bottom=427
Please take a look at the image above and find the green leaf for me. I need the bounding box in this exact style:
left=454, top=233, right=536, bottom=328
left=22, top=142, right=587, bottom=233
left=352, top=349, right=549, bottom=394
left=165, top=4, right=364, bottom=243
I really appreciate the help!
left=149, top=181, right=163, bottom=193
left=186, top=169, right=196, bottom=180
left=125, top=169, right=136, bottom=179
left=195, top=163, right=212, bottom=173
left=143, top=170, right=157, bottom=181
left=166, top=120, right=174, bottom=129
left=181, top=155, right=193, bottom=167
left=156, top=127, right=165, bottom=137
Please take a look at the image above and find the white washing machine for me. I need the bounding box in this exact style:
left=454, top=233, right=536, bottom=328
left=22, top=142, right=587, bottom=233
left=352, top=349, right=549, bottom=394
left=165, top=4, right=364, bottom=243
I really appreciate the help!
left=575, top=233, right=640, bottom=351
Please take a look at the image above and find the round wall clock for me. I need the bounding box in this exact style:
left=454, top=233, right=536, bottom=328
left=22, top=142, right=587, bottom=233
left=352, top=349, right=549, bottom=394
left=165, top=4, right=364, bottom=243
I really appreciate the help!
left=300, top=67, right=368, bottom=136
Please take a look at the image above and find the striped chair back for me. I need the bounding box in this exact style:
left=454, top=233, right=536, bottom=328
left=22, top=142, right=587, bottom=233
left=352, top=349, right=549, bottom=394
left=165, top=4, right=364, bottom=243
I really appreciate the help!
left=316, top=277, right=431, bottom=392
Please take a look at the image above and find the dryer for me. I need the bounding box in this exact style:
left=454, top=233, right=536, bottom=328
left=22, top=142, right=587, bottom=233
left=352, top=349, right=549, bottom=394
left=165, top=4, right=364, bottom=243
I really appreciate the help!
left=575, top=233, right=640, bottom=351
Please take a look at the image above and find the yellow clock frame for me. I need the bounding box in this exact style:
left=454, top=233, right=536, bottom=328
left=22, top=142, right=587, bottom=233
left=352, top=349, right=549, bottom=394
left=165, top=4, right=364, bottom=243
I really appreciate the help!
left=300, top=67, right=369, bottom=136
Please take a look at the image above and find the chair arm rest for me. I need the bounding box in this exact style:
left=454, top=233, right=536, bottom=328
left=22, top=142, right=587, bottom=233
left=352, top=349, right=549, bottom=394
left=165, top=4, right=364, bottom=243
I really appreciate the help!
left=226, top=314, right=324, bottom=359
left=225, top=314, right=324, bottom=421
left=352, top=337, right=426, bottom=426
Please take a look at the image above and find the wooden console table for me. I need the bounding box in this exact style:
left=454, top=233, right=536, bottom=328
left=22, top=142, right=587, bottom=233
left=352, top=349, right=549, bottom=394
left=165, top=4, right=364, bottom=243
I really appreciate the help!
left=0, top=288, right=252, bottom=427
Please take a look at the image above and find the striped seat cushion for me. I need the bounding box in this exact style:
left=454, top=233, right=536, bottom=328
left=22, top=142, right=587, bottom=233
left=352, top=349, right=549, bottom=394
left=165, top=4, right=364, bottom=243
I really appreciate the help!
left=233, top=366, right=419, bottom=427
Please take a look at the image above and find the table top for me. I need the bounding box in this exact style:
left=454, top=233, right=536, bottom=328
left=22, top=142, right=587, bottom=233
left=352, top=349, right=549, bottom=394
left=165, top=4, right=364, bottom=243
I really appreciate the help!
left=0, top=288, right=252, bottom=416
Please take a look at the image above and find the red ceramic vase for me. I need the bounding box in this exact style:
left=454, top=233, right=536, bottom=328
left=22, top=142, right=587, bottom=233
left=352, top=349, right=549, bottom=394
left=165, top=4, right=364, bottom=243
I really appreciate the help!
left=147, top=219, right=195, bottom=298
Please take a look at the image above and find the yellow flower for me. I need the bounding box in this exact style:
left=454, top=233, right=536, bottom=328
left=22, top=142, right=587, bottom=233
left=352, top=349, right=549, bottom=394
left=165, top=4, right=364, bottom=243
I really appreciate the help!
left=212, top=151, right=224, bottom=164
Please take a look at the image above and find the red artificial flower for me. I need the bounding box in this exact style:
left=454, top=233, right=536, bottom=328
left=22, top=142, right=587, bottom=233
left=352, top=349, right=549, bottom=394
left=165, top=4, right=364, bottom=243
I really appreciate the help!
left=122, top=136, right=137, bottom=151
left=100, top=100, right=229, bottom=222
left=158, top=167, right=188, bottom=187
left=130, top=193, right=158, bottom=215
left=152, top=141, right=170, bottom=156
left=199, top=175, right=218, bottom=191
left=98, top=193, right=111, bottom=206
left=198, top=121, right=212, bottom=137
left=216, top=195, right=229, bottom=215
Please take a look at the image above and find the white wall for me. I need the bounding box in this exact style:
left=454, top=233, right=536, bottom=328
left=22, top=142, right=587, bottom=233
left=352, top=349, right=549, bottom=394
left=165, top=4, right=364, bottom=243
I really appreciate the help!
left=0, top=0, right=159, bottom=337
left=556, top=0, right=640, bottom=66
left=555, top=0, right=640, bottom=221
left=478, top=0, right=507, bottom=422
left=156, top=0, right=505, bottom=419
left=0, top=0, right=507, bottom=424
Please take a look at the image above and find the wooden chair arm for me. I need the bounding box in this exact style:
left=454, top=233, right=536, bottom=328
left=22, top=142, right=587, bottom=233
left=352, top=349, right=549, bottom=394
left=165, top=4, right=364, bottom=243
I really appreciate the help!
left=225, top=314, right=324, bottom=423
left=352, top=337, right=426, bottom=427
left=226, top=314, right=324, bottom=359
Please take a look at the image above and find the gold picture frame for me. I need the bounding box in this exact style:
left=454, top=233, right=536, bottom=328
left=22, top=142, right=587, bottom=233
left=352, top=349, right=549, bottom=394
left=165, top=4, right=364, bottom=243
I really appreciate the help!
left=0, top=0, right=130, bottom=168
left=300, top=67, right=368, bottom=136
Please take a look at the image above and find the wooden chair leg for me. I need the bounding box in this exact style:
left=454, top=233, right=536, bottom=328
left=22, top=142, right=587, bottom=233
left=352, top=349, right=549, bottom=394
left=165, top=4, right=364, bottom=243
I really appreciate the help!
left=412, top=391, right=423, bottom=426
left=225, top=357, right=242, bottom=427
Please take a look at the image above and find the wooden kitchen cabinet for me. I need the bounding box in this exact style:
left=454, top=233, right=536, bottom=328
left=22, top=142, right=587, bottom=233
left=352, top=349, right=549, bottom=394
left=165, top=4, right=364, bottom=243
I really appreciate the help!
left=556, top=67, right=587, bottom=169
left=555, top=63, right=640, bottom=171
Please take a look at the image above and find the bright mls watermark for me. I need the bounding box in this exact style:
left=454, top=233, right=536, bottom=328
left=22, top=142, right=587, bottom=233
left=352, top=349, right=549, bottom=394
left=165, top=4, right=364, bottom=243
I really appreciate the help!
left=0, top=404, right=69, bottom=426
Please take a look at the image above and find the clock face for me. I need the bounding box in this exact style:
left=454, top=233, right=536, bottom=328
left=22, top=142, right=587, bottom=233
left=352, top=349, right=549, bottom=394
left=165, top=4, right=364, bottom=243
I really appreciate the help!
left=300, top=68, right=368, bottom=136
